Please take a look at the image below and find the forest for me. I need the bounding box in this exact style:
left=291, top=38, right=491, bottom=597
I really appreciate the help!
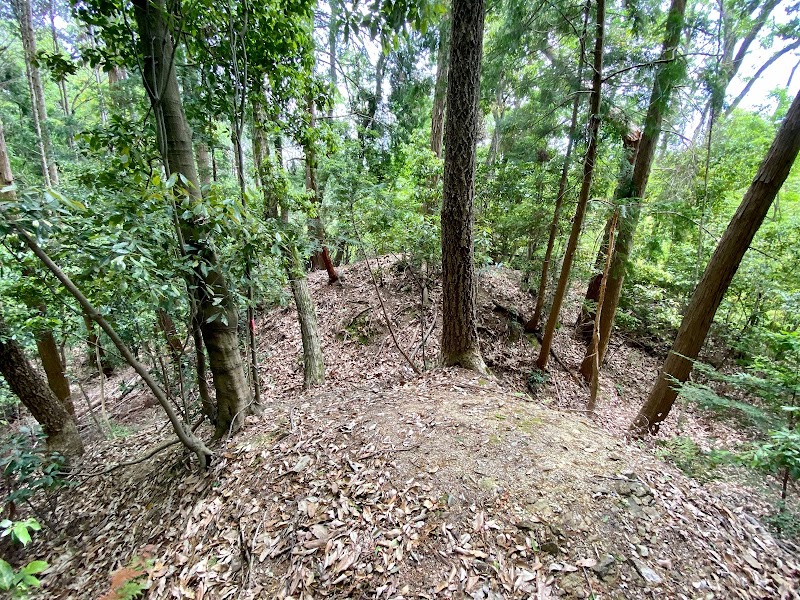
left=0, top=0, right=799, bottom=597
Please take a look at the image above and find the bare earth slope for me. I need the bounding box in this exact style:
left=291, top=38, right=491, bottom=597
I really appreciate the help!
left=25, top=258, right=799, bottom=599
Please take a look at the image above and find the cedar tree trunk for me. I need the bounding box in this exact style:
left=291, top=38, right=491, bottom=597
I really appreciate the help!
left=0, top=312, right=83, bottom=459
left=632, top=88, right=800, bottom=435
left=439, top=0, right=487, bottom=373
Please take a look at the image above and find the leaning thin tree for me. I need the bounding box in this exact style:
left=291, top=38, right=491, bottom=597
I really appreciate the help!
left=536, top=0, right=605, bottom=371
left=439, top=0, right=488, bottom=373
left=632, top=87, right=800, bottom=436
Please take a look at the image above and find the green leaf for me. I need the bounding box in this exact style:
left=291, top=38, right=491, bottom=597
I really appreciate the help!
left=22, top=561, right=48, bottom=575
left=0, top=559, right=14, bottom=590
left=19, top=574, right=42, bottom=587
left=12, top=523, right=32, bottom=546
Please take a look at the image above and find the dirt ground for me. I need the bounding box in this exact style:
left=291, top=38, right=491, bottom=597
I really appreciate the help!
left=13, top=258, right=800, bottom=599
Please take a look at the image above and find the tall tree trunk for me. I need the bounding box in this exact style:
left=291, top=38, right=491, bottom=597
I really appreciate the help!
left=440, top=0, right=487, bottom=373
left=277, top=159, right=325, bottom=386
left=287, top=245, right=325, bottom=387
left=252, top=100, right=279, bottom=217
left=0, top=311, right=83, bottom=459
left=251, top=101, right=267, bottom=189
left=424, top=8, right=450, bottom=211
left=580, top=210, right=617, bottom=400
left=369, top=53, right=385, bottom=131
left=305, top=97, right=339, bottom=283
left=484, top=85, right=505, bottom=170
left=195, top=143, right=212, bottom=187
left=575, top=126, right=641, bottom=341
left=632, top=88, right=800, bottom=436
left=588, top=0, right=686, bottom=366
left=14, top=0, right=58, bottom=186
left=232, top=118, right=262, bottom=406
left=536, top=0, right=605, bottom=371
left=49, top=0, right=74, bottom=150
left=328, top=0, right=338, bottom=119
left=527, top=0, right=590, bottom=333
left=191, top=314, right=216, bottom=424
left=430, top=11, right=450, bottom=161
left=132, top=0, right=251, bottom=438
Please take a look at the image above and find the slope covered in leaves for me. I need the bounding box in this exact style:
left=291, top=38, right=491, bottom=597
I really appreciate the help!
left=23, top=258, right=800, bottom=599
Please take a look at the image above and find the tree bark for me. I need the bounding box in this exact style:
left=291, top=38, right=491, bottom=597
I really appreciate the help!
left=430, top=11, right=450, bottom=161
left=251, top=100, right=268, bottom=191
left=36, top=324, right=74, bottom=414
left=287, top=246, right=325, bottom=387
left=536, top=0, right=605, bottom=371
left=328, top=0, right=338, bottom=119
left=195, top=143, right=212, bottom=187
left=278, top=158, right=325, bottom=387
left=0, top=311, right=83, bottom=459
left=589, top=0, right=686, bottom=366
left=13, top=0, right=58, bottom=186
left=440, top=0, right=487, bottom=373
left=580, top=211, right=617, bottom=405
left=537, top=1, right=593, bottom=337
left=305, top=97, right=339, bottom=283
left=132, top=0, right=251, bottom=438
left=575, top=126, right=641, bottom=342
left=632, top=88, right=800, bottom=436
left=191, top=313, right=215, bottom=424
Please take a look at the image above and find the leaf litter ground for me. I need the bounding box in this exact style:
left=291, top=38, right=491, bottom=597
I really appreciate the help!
left=18, top=257, right=800, bottom=599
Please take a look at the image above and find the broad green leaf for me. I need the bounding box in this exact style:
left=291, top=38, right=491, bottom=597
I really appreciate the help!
left=0, top=559, right=14, bottom=590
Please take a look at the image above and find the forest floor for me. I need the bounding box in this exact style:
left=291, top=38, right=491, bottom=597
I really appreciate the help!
left=17, top=257, right=800, bottom=599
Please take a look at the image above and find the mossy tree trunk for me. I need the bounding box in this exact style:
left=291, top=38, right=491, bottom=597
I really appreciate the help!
left=132, top=0, right=251, bottom=438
